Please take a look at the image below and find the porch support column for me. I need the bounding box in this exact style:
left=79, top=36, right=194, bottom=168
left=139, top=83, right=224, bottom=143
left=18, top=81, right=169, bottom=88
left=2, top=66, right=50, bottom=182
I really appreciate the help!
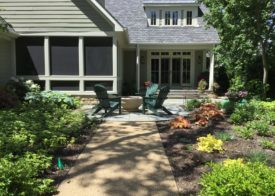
left=136, top=44, right=140, bottom=92
left=208, top=51, right=215, bottom=91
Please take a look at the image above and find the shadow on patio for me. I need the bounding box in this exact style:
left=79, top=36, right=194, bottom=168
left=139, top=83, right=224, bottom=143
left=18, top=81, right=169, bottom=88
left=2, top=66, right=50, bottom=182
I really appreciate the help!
left=57, top=122, right=178, bottom=196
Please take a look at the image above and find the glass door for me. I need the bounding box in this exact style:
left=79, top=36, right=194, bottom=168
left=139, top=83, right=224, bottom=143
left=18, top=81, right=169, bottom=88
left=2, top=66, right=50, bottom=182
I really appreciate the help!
left=182, top=58, right=191, bottom=86
left=151, top=59, right=159, bottom=84
left=172, top=58, right=181, bottom=87
left=161, top=58, right=170, bottom=84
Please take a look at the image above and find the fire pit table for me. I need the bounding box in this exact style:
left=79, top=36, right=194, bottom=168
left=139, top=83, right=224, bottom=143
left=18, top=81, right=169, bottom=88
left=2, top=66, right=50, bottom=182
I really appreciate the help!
left=121, top=96, right=143, bottom=112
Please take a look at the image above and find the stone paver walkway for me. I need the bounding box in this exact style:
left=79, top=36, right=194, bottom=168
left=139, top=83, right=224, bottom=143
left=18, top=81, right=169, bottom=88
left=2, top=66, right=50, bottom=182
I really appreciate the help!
left=57, top=121, right=178, bottom=196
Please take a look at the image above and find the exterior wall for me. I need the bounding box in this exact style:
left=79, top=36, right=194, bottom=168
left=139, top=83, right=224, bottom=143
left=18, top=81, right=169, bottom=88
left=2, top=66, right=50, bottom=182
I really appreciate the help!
left=0, top=38, right=12, bottom=85
left=0, top=0, right=113, bottom=34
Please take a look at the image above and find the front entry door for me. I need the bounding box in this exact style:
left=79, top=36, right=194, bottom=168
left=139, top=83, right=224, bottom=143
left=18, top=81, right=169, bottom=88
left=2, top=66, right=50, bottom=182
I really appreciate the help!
left=150, top=52, right=192, bottom=87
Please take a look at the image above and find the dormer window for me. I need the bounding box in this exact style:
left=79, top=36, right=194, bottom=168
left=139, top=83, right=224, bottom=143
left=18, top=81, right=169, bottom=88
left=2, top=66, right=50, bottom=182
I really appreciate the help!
left=146, top=7, right=197, bottom=27
left=150, top=11, right=157, bottom=25
left=187, top=11, right=192, bottom=25
left=165, top=11, right=171, bottom=25
left=172, top=11, right=179, bottom=25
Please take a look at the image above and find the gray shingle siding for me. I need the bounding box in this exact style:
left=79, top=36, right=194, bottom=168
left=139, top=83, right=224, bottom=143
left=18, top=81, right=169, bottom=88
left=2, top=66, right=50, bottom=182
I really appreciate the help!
left=143, top=0, right=196, bottom=4
left=104, top=0, right=219, bottom=44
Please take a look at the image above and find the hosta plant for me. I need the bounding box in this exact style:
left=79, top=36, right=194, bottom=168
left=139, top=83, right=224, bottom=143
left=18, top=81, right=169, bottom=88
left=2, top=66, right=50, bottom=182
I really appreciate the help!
left=197, top=134, right=224, bottom=153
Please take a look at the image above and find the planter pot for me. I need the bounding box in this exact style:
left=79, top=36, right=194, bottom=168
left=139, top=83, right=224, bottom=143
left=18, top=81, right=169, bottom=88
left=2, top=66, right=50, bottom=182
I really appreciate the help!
left=122, top=96, right=142, bottom=112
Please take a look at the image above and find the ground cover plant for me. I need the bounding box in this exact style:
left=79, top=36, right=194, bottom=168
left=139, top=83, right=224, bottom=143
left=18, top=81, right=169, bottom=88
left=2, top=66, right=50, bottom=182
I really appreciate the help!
left=0, top=78, right=93, bottom=195
left=157, top=100, right=275, bottom=195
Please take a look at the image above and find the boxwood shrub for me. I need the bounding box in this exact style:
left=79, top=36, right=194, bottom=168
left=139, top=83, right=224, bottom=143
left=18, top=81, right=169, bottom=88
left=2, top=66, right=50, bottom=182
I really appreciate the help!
left=199, top=161, right=275, bottom=196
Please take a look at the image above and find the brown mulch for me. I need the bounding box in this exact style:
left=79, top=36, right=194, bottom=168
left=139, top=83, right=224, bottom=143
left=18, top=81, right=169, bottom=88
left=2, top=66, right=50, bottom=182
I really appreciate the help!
left=157, top=119, right=275, bottom=195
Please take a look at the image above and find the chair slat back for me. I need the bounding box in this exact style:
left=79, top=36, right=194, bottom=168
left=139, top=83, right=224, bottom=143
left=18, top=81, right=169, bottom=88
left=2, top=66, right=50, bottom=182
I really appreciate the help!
left=154, top=85, right=170, bottom=108
left=146, top=83, right=159, bottom=97
left=94, top=84, right=110, bottom=108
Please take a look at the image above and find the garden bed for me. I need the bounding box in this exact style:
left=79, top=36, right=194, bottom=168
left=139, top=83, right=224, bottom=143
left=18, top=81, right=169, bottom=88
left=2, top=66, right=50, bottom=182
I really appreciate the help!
left=157, top=117, right=275, bottom=195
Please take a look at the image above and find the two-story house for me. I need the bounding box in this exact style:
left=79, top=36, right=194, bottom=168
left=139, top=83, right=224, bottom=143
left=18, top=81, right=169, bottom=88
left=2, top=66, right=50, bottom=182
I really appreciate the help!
left=0, top=0, right=219, bottom=95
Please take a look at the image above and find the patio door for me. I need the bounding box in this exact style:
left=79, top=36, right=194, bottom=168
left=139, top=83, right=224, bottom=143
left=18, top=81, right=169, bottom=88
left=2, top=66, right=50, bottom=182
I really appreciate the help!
left=182, top=58, right=191, bottom=86
left=150, top=52, right=193, bottom=87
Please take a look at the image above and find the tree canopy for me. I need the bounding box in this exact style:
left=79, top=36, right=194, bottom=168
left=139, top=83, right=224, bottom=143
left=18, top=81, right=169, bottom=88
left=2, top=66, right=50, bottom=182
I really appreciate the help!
left=200, top=0, right=275, bottom=97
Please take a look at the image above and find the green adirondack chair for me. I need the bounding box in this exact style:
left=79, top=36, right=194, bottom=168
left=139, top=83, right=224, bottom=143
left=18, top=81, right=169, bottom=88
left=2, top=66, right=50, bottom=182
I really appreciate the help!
left=93, top=84, right=121, bottom=117
left=142, top=85, right=172, bottom=115
left=138, top=83, right=159, bottom=97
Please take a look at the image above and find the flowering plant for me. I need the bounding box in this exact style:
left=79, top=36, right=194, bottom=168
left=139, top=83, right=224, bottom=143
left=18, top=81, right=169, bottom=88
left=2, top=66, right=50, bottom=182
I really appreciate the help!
left=225, top=90, right=248, bottom=102
left=197, top=134, right=224, bottom=153
left=144, top=81, right=152, bottom=88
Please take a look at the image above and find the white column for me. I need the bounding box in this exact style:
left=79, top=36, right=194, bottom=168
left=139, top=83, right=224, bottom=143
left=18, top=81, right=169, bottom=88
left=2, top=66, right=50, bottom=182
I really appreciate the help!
left=208, top=51, right=215, bottom=91
left=44, top=37, right=50, bottom=91
left=136, top=44, right=140, bottom=92
left=113, top=36, right=118, bottom=93
left=79, top=37, right=84, bottom=92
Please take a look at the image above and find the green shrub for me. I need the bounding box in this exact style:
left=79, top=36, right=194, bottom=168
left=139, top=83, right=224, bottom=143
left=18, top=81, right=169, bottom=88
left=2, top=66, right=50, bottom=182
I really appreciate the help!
left=185, top=99, right=201, bottom=111
left=264, top=112, right=275, bottom=125
left=234, top=126, right=255, bottom=139
left=246, top=120, right=274, bottom=136
left=230, top=103, right=256, bottom=125
left=0, top=103, right=87, bottom=156
left=0, top=153, right=54, bottom=196
left=25, top=91, right=80, bottom=109
left=0, top=88, right=20, bottom=109
left=246, top=151, right=270, bottom=164
left=5, top=78, right=40, bottom=101
left=215, top=132, right=234, bottom=141
left=260, top=139, right=275, bottom=150
left=199, top=161, right=275, bottom=196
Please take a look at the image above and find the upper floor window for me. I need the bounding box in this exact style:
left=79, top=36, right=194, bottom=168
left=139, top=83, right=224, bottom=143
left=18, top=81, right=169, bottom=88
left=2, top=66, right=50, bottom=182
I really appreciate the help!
left=187, top=11, right=192, bottom=25
left=172, top=11, right=179, bottom=25
left=151, top=11, right=157, bottom=25
left=165, top=11, right=171, bottom=25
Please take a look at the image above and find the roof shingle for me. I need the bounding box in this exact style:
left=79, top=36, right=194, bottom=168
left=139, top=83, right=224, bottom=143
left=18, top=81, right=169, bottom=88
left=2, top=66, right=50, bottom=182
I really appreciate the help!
left=104, top=0, right=219, bottom=45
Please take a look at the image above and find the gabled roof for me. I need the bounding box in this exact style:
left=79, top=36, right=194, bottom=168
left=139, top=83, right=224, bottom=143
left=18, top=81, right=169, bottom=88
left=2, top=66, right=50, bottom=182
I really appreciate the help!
left=104, top=0, right=219, bottom=45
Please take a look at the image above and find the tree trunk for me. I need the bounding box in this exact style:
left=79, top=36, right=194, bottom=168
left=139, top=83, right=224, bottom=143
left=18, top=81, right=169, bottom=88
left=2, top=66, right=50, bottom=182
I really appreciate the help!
left=261, top=41, right=268, bottom=99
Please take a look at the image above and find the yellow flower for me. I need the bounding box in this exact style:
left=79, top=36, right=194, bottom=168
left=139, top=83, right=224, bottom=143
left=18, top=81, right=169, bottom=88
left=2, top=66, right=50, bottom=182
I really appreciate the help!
left=197, top=134, right=224, bottom=153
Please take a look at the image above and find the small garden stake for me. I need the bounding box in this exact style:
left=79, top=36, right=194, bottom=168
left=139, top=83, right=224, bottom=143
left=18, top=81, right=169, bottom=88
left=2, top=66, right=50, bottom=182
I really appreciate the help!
left=57, top=157, right=64, bottom=170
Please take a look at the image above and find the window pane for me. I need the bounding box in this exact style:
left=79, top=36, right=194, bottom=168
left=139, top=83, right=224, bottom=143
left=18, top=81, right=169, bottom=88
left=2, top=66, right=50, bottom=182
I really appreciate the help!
left=85, top=81, right=113, bottom=91
left=187, top=11, right=192, bottom=25
left=161, top=58, right=169, bottom=84
left=165, top=11, right=171, bottom=25
left=182, top=58, right=191, bottom=84
left=150, top=11, right=156, bottom=25
left=172, top=11, right=178, bottom=25
left=51, top=81, right=79, bottom=91
left=84, top=37, right=113, bottom=76
left=50, top=37, right=79, bottom=75
left=172, top=58, right=181, bottom=84
left=16, top=37, right=45, bottom=75
left=151, top=59, right=159, bottom=83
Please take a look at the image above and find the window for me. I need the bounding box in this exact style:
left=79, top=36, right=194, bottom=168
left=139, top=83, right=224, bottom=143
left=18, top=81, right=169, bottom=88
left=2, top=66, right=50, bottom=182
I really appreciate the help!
left=165, top=11, right=171, bottom=25
left=84, top=81, right=113, bottom=91
left=150, top=11, right=157, bottom=25
left=187, top=11, right=192, bottom=25
left=172, top=11, right=178, bottom=25
left=50, top=37, right=79, bottom=75
left=84, top=37, right=113, bottom=76
left=16, top=37, right=45, bottom=75
left=51, top=81, right=79, bottom=91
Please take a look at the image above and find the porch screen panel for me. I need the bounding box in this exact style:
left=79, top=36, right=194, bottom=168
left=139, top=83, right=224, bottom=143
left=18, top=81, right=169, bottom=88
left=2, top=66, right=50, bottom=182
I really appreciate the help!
left=16, top=37, right=44, bottom=75
left=85, top=81, right=113, bottom=91
left=172, top=58, right=181, bottom=85
left=50, top=37, right=79, bottom=75
left=51, top=81, right=79, bottom=91
left=84, top=37, right=113, bottom=76
left=182, top=58, right=191, bottom=84
left=151, top=59, right=159, bottom=83
left=161, top=58, right=169, bottom=84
